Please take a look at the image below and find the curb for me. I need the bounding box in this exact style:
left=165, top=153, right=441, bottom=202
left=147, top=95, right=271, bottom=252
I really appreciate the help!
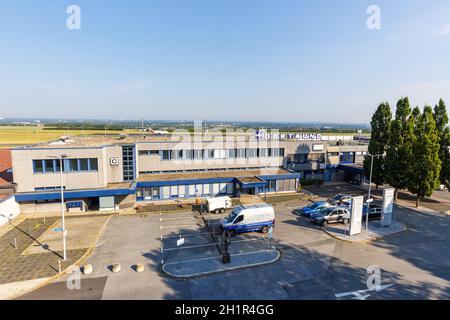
left=322, top=224, right=407, bottom=244
left=8, top=215, right=113, bottom=300
left=161, top=250, right=281, bottom=279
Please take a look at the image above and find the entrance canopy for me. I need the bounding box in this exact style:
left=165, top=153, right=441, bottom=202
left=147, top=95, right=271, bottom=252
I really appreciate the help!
left=236, top=176, right=267, bottom=189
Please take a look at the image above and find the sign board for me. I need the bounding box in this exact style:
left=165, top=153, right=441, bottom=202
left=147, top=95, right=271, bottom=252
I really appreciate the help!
left=53, top=227, right=64, bottom=232
left=268, top=227, right=273, bottom=239
left=349, top=196, right=364, bottom=236
left=381, top=188, right=395, bottom=227
left=110, top=157, right=119, bottom=166
left=177, top=238, right=185, bottom=247
left=256, top=130, right=322, bottom=141
left=312, top=144, right=324, bottom=151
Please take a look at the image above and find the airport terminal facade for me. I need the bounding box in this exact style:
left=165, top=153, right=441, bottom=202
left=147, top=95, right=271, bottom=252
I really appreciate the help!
left=10, top=132, right=368, bottom=214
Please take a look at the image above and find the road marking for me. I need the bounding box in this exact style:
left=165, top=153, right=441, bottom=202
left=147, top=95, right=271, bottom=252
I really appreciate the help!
left=334, top=284, right=394, bottom=300
left=160, top=217, right=198, bottom=222
left=160, top=224, right=203, bottom=229
left=163, top=242, right=217, bottom=251
left=161, top=232, right=212, bottom=239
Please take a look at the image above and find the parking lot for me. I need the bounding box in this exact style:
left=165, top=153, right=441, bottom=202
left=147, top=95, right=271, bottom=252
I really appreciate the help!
left=19, top=185, right=450, bottom=300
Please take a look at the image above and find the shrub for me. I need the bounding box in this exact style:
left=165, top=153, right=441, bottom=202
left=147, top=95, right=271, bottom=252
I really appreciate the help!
left=300, top=178, right=324, bottom=187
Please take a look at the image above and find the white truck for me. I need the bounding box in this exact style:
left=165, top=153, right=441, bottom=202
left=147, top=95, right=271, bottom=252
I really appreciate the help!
left=220, top=203, right=275, bottom=236
left=206, top=196, right=233, bottom=214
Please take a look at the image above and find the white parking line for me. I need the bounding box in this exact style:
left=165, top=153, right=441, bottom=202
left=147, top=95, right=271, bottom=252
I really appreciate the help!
left=162, top=232, right=212, bottom=239
left=160, top=217, right=198, bottom=222
left=161, top=224, right=202, bottom=230
left=163, top=242, right=217, bottom=251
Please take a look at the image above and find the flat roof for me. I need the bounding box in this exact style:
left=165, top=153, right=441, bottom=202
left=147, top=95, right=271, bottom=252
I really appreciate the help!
left=138, top=168, right=295, bottom=182
left=13, top=133, right=367, bottom=150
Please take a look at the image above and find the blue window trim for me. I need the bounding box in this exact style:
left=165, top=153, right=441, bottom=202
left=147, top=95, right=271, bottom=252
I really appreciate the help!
left=33, top=158, right=99, bottom=174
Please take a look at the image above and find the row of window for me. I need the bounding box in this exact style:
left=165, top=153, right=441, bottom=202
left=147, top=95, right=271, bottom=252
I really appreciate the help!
left=139, top=148, right=286, bottom=160
left=33, top=158, right=98, bottom=174
left=139, top=166, right=280, bottom=175
left=136, top=182, right=234, bottom=201
left=136, top=178, right=297, bottom=201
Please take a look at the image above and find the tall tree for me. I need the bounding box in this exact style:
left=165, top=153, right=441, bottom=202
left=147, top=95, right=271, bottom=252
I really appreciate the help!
left=441, top=128, right=450, bottom=189
left=408, top=106, right=441, bottom=207
left=364, top=102, right=392, bottom=189
left=433, top=99, right=450, bottom=185
left=386, top=97, right=414, bottom=201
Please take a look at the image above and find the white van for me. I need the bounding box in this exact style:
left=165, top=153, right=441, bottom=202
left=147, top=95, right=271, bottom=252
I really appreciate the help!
left=220, top=203, right=275, bottom=236
left=206, top=196, right=233, bottom=214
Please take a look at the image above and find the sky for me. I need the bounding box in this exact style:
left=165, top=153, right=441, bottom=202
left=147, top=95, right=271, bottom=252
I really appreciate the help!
left=1, top=0, right=450, bottom=123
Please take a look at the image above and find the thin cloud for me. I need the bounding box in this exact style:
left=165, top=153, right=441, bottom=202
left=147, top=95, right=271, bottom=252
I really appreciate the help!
left=115, top=80, right=153, bottom=93
left=436, top=24, right=450, bottom=36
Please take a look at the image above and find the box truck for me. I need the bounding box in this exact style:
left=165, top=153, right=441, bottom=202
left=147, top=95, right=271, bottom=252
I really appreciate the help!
left=206, top=196, right=233, bottom=214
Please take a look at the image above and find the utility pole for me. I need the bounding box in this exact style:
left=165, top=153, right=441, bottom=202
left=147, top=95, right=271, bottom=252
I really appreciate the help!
left=49, top=154, right=69, bottom=261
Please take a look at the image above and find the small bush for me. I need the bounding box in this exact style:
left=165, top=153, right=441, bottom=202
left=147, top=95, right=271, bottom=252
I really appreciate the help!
left=300, top=178, right=324, bottom=187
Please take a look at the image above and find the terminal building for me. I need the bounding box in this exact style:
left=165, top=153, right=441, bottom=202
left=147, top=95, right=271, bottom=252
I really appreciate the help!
left=10, top=132, right=368, bottom=214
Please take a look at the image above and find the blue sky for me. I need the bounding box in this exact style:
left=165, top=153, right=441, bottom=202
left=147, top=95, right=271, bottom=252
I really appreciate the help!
left=1, top=0, right=450, bottom=123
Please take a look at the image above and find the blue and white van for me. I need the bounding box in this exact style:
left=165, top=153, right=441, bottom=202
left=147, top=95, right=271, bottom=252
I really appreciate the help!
left=220, top=203, right=275, bottom=236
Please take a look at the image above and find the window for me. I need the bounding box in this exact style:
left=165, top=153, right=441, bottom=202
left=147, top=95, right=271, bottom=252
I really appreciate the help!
left=188, top=185, right=196, bottom=196
left=44, top=160, right=55, bottom=173
left=162, top=150, right=170, bottom=160
left=237, top=149, right=246, bottom=158
left=234, top=215, right=244, bottom=224
left=33, top=160, right=43, bottom=173
left=246, top=148, right=256, bottom=158
left=89, top=158, right=98, bottom=171
left=79, top=159, right=89, bottom=171
left=170, top=185, right=178, bottom=198
left=69, top=159, right=79, bottom=172
left=259, top=148, right=268, bottom=157
left=193, top=150, right=202, bottom=160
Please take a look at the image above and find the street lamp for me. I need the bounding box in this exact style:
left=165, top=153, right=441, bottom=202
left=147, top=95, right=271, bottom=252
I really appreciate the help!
left=49, top=154, right=69, bottom=261
left=366, top=153, right=384, bottom=231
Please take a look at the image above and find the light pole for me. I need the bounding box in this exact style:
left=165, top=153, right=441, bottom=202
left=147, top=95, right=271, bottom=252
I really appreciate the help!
left=365, top=153, right=384, bottom=231
left=49, top=154, right=68, bottom=261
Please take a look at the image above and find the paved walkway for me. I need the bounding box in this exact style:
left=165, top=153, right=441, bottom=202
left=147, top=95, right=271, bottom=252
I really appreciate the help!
left=324, top=220, right=407, bottom=243
left=162, top=249, right=280, bottom=278
left=0, top=215, right=111, bottom=299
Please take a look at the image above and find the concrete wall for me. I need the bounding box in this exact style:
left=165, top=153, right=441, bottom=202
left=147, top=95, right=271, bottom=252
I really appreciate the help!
left=0, top=196, right=20, bottom=227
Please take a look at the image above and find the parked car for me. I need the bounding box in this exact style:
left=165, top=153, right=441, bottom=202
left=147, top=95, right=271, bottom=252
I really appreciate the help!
left=296, top=201, right=332, bottom=217
left=329, top=194, right=353, bottom=205
left=362, top=204, right=383, bottom=220
left=339, top=200, right=352, bottom=210
left=310, top=207, right=350, bottom=226
left=220, top=203, right=275, bottom=237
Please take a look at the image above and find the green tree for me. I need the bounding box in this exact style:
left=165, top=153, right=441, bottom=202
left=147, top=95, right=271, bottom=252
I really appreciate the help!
left=441, top=129, right=450, bottom=189
left=408, top=106, right=441, bottom=207
left=364, top=102, right=392, bottom=189
left=433, top=99, right=450, bottom=185
left=386, top=97, right=415, bottom=201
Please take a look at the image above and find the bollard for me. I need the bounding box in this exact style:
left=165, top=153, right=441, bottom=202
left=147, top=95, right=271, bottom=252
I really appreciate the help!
left=82, top=264, right=93, bottom=275
left=14, top=238, right=17, bottom=249
left=111, top=263, right=121, bottom=273
left=58, top=260, right=61, bottom=274
left=43, top=216, right=46, bottom=226
left=29, top=227, right=32, bottom=237
left=134, top=263, right=144, bottom=273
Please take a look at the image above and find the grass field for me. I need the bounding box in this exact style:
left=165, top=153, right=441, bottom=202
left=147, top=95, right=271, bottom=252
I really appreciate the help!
left=0, top=126, right=137, bottom=147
